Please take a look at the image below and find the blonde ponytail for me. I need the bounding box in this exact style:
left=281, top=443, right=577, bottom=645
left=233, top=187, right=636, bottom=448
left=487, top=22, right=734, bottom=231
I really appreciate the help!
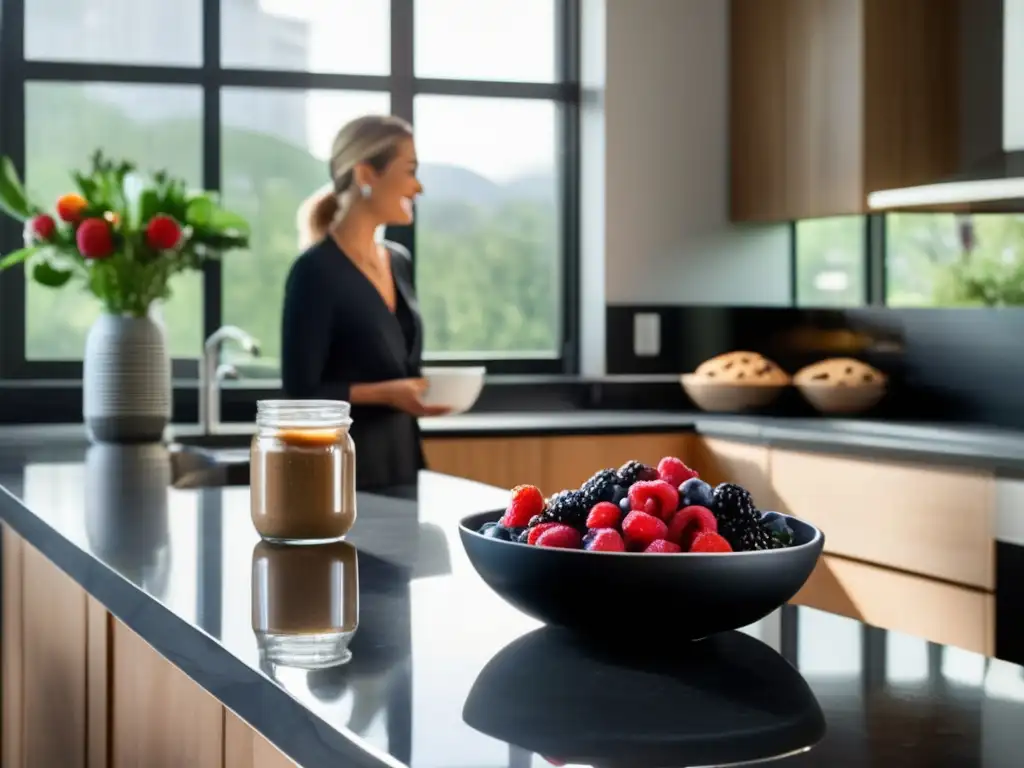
left=297, top=184, right=339, bottom=249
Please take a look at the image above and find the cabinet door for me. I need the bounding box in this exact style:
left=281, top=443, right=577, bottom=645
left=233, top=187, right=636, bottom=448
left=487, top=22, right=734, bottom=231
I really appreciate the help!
left=542, top=434, right=694, bottom=495
left=423, top=437, right=547, bottom=490
left=689, top=438, right=776, bottom=511
left=772, top=449, right=994, bottom=589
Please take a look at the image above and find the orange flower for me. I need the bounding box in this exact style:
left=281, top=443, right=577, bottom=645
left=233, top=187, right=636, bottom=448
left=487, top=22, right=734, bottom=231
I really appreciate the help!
left=56, top=193, right=87, bottom=223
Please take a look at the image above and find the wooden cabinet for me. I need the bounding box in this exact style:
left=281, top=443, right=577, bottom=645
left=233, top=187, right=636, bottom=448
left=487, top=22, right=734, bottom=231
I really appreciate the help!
left=1, top=525, right=296, bottom=768
left=730, top=0, right=960, bottom=221
left=423, top=433, right=695, bottom=496
left=771, top=448, right=995, bottom=589
left=793, top=555, right=994, bottom=656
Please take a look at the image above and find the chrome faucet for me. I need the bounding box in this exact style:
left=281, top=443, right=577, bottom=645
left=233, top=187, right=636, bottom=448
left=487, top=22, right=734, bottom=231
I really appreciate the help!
left=200, top=326, right=261, bottom=435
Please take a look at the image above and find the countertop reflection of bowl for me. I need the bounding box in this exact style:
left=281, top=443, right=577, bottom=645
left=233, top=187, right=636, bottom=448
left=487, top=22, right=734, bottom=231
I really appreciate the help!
left=463, top=626, right=826, bottom=767
left=421, top=366, right=486, bottom=415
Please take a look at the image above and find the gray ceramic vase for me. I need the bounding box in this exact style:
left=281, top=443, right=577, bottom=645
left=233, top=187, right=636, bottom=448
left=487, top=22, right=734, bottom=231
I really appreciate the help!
left=83, top=313, right=171, bottom=443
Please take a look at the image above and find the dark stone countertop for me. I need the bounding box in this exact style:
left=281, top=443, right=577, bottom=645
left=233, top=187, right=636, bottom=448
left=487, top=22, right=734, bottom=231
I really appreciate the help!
left=2, top=441, right=1024, bottom=767
left=4, top=410, right=1024, bottom=471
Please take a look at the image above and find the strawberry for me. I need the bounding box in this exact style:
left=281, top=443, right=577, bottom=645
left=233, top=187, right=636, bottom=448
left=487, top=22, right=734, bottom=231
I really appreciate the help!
left=501, top=484, right=545, bottom=528
left=526, top=522, right=559, bottom=545
left=536, top=524, right=583, bottom=549
left=657, top=456, right=699, bottom=488
left=644, top=538, right=682, bottom=554
left=585, top=501, right=622, bottom=529
left=621, top=510, right=668, bottom=549
left=627, top=480, right=679, bottom=521
left=583, top=528, right=626, bottom=552
left=668, top=505, right=718, bottom=549
left=690, top=531, right=733, bottom=553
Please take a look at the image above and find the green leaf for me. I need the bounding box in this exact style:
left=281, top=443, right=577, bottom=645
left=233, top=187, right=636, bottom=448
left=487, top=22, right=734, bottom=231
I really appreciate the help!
left=184, top=196, right=214, bottom=226
left=0, top=246, right=40, bottom=270
left=0, top=156, right=32, bottom=221
left=32, top=261, right=73, bottom=288
left=138, top=189, right=160, bottom=224
left=207, top=206, right=252, bottom=236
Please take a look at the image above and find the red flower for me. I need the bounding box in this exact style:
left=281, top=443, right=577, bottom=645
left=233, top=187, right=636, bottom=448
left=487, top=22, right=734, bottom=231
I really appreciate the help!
left=26, top=214, right=56, bottom=243
left=145, top=215, right=182, bottom=251
left=76, top=218, right=114, bottom=260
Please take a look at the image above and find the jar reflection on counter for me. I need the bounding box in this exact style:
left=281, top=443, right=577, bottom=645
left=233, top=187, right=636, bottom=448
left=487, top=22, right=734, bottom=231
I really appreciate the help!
left=250, top=399, right=357, bottom=544
left=251, top=540, right=359, bottom=669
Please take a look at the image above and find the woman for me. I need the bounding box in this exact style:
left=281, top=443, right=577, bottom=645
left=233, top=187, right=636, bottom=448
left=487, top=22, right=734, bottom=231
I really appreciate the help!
left=281, top=114, right=448, bottom=490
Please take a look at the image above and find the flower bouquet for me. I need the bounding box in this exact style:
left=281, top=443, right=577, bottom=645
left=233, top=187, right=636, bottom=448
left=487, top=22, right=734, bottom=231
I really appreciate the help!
left=0, top=150, right=252, bottom=442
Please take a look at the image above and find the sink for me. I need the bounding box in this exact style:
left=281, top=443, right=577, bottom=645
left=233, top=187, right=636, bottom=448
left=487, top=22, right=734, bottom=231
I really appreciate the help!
left=168, top=442, right=250, bottom=489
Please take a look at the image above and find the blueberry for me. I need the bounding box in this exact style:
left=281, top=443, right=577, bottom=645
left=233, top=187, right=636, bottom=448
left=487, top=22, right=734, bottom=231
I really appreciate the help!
left=760, top=511, right=783, bottom=525
left=611, top=484, right=628, bottom=505
left=679, top=478, right=714, bottom=508
left=618, top=496, right=632, bottom=514
left=482, top=523, right=512, bottom=541
left=764, top=516, right=792, bottom=536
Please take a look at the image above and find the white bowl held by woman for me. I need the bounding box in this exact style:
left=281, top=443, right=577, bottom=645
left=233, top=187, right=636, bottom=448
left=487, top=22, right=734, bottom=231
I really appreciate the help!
left=421, top=366, right=486, bottom=415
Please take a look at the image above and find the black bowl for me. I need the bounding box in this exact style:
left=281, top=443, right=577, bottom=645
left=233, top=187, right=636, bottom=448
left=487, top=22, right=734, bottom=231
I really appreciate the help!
left=463, top=625, right=826, bottom=767
left=458, top=510, right=824, bottom=639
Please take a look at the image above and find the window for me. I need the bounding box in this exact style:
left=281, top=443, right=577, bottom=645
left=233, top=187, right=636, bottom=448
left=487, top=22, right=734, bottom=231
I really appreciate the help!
left=414, top=95, right=561, bottom=356
left=414, top=0, right=558, bottom=82
left=794, top=216, right=866, bottom=307
left=886, top=213, right=1024, bottom=307
left=0, top=0, right=579, bottom=383
left=220, top=0, right=390, bottom=75
left=25, top=0, right=203, bottom=66
left=220, top=88, right=391, bottom=373
left=24, top=82, right=204, bottom=360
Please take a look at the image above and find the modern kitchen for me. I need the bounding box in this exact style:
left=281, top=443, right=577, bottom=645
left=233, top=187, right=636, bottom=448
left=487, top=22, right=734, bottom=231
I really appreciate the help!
left=3, top=0, right=1024, bottom=766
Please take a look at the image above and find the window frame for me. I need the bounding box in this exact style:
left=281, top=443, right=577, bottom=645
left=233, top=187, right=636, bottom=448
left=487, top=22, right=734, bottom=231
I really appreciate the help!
left=0, top=0, right=582, bottom=383
left=789, top=213, right=888, bottom=308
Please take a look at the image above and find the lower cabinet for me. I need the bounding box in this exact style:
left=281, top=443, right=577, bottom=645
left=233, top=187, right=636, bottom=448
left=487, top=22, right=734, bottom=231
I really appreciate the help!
left=423, top=432, right=696, bottom=495
left=1, top=524, right=296, bottom=768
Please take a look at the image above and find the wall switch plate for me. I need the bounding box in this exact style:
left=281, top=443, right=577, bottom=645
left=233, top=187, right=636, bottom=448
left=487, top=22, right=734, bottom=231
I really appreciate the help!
left=633, top=312, right=661, bottom=357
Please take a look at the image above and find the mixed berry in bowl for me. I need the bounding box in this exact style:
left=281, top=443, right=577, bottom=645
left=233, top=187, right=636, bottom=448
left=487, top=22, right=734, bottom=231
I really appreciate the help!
left=476, top=456, right=795, bottom=555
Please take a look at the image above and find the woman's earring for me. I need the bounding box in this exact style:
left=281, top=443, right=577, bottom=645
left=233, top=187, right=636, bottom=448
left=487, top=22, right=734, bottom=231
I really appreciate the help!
left=360, top=184, right=372, bottom=199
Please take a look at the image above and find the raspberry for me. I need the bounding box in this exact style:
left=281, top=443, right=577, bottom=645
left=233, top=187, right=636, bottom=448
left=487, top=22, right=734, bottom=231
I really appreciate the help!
left=627, top=480, right=679, bottom=521
left=583, top=528, right=626, bottom=552
left=644, top=538, right=682, bottom=554
left=621, top=511, right=668, bottom=549
left=585, top=501, right=621, bottom=529
left=690, top=531, right=733, bottom=553
left=668, top=505, right=718, bottom=549
left=526, top=522, right=559, bottom=545
left=501, top=484, right=545, bottom=528
left=657, top=456, right=699, bottom=488
left=536, top=524, right=583, bottom=549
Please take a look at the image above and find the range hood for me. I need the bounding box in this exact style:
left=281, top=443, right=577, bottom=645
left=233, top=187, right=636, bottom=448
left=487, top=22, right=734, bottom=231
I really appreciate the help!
left=868, top=0, right=1024, bottom=211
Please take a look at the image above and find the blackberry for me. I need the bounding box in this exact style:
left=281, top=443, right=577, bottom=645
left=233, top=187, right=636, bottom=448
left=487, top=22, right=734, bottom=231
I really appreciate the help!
left=711, top=483, right=766, bottom=552
left=579, top=468, right=620, bottom=508
left=545, top=490, right=589, bottom=528
left=617, top=460, right=658, bottom=488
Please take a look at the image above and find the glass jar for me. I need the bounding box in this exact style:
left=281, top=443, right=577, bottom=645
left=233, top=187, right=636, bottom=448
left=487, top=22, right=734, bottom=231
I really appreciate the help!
left=251, top=540, right=359, bottom=669
left=250, top=399, right=357, bottom=544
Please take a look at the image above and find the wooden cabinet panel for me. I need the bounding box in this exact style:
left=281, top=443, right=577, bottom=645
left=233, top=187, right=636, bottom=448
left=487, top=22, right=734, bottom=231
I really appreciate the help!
left=772, top=449, right=994, bottom=589
left=541, top=434, right=694, bottom=494
left=423, top=436, right=546, bottom=491
left=425, top=433, right=695, bottom=497
left=730, top=0, right=959, bottom=220
left=225, top=710, right=298, bottom=768
left=792, top=555, right=993, bottom=656
left=2, top=525, right=24, bottom=768
left=689, top=438, right=776, bottom=511
left=111, top=619, right=223, bottom=767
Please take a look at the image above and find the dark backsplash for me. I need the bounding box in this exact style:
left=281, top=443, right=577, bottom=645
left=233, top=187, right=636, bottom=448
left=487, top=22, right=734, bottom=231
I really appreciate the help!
left=607, top=305, right=1024, bottom=428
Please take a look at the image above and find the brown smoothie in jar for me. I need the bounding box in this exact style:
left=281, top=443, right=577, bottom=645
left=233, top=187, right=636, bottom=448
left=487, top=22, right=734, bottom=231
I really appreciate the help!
left=250, top=427, right=357, bottom=542
left=251, top=540, right=359, bottom=635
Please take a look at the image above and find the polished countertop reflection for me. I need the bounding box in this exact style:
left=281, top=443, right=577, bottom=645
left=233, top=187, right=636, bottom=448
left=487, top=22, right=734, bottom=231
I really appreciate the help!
left=1, top=442, right=1024, bottom=767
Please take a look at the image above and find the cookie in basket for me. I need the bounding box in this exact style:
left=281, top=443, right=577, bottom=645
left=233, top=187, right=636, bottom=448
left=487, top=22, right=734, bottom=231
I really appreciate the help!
left=794, top=357, right=886, bottom=387
left=693, top=351, right=790, bottom=385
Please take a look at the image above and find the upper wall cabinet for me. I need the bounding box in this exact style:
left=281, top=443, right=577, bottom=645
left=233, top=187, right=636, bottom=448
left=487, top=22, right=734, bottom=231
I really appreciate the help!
left=729, top=0, right=960, bottom=222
